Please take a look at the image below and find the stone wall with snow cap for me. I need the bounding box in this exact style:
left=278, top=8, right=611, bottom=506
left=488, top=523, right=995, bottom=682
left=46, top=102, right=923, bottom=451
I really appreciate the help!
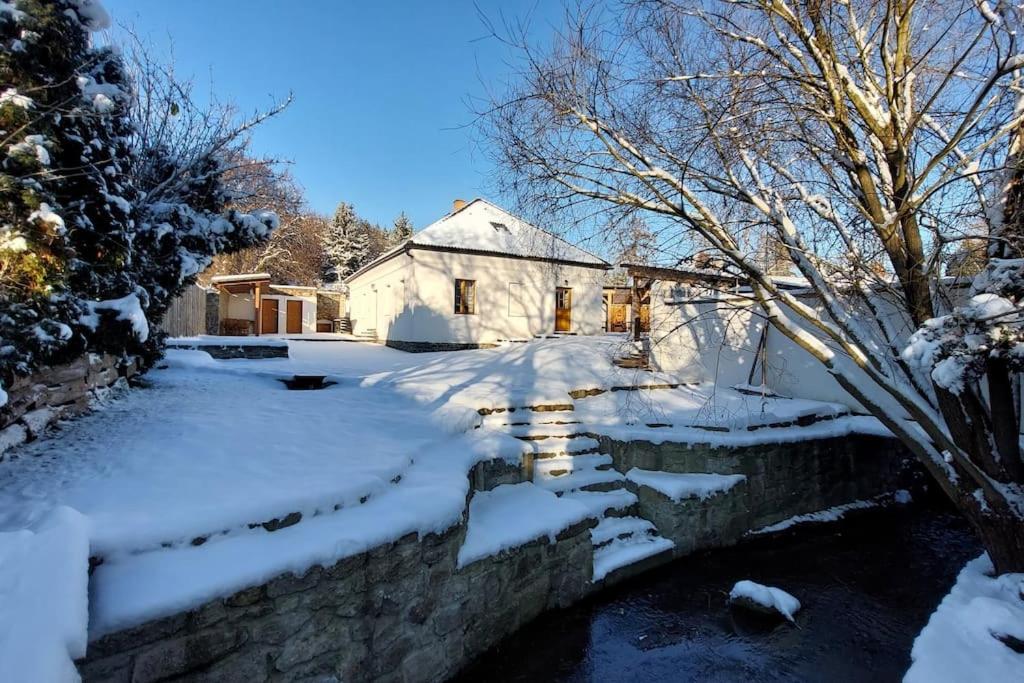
left=0, top=353, right=140, bottom=460
left=79, top=510, right=595, bottom=682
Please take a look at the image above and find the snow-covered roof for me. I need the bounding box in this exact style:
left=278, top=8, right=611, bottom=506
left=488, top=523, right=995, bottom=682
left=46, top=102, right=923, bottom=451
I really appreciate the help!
left=348, top=199, right=609, bottom=280
left=210, top=273, right=271, bottom=284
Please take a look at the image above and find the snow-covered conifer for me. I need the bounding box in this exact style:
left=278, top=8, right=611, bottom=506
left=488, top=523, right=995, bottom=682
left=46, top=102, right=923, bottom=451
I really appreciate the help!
left=392, top=212, right=413, bottom=244
left=323, top=202, right=370, bottom=281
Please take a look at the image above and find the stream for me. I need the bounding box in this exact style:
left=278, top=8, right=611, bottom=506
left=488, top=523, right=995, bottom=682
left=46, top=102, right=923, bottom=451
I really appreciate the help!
left=455, top=504, right=980, bottom=683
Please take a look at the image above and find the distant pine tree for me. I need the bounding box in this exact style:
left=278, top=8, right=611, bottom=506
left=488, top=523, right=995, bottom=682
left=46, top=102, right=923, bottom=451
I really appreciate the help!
left=323, top=202, right=369, bottom=282
left=391, top=212, right=413, bottom=244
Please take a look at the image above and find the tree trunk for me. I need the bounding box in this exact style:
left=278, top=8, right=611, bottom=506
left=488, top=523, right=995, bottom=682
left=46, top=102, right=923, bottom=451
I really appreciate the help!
left=965, top=496, right=1024, bottom=574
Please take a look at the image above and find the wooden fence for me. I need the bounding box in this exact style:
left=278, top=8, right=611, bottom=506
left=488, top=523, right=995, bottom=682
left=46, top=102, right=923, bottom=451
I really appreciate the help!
left=159, top=284, right=209, bottom=338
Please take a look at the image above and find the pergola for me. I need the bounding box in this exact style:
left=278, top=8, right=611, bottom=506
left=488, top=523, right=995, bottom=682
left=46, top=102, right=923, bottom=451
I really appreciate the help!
left=210, top=273, right=272, bottom=336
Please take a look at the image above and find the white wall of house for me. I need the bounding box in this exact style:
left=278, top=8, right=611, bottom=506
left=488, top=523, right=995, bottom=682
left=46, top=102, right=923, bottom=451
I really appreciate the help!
left=348, top=253, right=413, bottom=339
left=347, top=250, right=606, bottom=343
left=647, top=281, right=868, bottom=410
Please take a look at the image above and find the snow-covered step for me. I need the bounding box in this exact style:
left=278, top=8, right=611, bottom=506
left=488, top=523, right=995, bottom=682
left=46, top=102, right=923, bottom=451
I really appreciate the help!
left=533, top=453, right=612, bottom=477
left=624, top=468, right=746, bottom=502
left=593, top=535, right=675, bottom=582
left=562, top=489, right=638, bottom=517
left=479, top=413, right=581, bottom=429
left=505, top=423, right=588, bottom=440
left=590, top=515, right=656, bottom=548
left=534, top=467, right=624, bottom=494
left=530, top=436, right=601, bottom=457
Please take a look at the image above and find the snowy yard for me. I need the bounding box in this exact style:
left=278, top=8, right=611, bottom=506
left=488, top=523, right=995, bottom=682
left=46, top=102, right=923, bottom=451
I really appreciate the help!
left=0, top=335, right=909, bottom=678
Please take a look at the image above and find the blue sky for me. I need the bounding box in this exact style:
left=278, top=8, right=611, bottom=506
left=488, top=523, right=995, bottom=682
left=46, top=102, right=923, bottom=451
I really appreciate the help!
left=103, top=0, right=562, bottom=230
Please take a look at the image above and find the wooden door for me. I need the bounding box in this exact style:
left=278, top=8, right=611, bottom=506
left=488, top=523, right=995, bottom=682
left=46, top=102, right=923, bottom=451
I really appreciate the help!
left=261, top=298, right=279, bottom=334
left=555, top=287, right=572, bottom=332
left=286, top=300, right=302, bottom=334
left=609, top=304, right=628, bottom=332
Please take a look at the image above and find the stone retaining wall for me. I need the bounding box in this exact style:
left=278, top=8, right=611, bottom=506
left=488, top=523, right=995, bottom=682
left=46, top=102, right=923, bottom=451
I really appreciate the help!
left=0, top=353, right=141, bottom=460
left=600, top=433, right=909, bottom=535
left=164, top=341, right=289, bottom=360
left=80, top=517, right=595, bottom=683
left=77, top=434, right=909, bottom=682
left=385, top=340, right=499, bottom=353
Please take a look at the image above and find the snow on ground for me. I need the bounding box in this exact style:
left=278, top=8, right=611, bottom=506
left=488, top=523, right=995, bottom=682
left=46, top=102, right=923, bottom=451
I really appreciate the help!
left=0, top=334, right=904, bottom=657
left=457, top=483, right=591, bottom=568
left=0, top=507, right=90, bottom=682
left=364, top=336, right=675, bottom=432
left=729, top=580, right=802, bottom=622
left=625, top=468, right=746, bottom=501
left=905, top=554, right=1024, bottom=683
left=575, top=383, right=850, bottom=430
left=0, top=346, right=467, bottom=558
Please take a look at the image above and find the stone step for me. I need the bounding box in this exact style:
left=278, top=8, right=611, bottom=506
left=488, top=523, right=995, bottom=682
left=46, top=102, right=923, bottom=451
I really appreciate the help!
left=593, top=535, right=674, bottom=583
left=533, top=453, right=612, bottom=477
left=529, top=436, right=601, bottom=457
left=590, top=515, right=657, bottom=548
left=561, top=488, right=638, bottom=518
left=506, top=424, right=588, bottom=440
left=536, top=468, right=625, bottom=494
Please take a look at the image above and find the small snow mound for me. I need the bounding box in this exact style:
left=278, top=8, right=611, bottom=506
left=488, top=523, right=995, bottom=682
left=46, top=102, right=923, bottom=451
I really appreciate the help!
left=729, top=580, right=801, bottom=622
left=905, top=554, right=1024, bottom=683
left=0, top=506, right=91, bottom=683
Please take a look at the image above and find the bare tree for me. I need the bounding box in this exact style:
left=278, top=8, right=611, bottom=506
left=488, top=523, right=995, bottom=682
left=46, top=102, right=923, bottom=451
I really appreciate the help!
left=203, top=165, right=329, bottom=286
left=482, top=0, right=1024, bottom=572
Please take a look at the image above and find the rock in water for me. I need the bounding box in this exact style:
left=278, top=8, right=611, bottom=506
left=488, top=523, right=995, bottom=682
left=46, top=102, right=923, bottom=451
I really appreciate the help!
left=728, top=580, right=801, bottom=622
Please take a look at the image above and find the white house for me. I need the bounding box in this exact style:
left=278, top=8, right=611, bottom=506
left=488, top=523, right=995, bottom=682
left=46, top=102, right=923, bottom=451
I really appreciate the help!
left=345, top=199, right=611, bottom=350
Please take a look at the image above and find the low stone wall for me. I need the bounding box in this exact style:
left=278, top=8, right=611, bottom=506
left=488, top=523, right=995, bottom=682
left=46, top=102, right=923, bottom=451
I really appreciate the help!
left=600, top=433, right=909, bottom=536
left=165, top=341, right=289, bottom=360
left=80, top=517, right=595, bottom=683
left=385, top=340, right=499, bottom=353
left=0, top=353, right=141, bottom=459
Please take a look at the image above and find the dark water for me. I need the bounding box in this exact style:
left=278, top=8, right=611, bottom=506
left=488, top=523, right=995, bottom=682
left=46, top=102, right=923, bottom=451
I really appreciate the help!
left=454, top=506, right=979, bottom=683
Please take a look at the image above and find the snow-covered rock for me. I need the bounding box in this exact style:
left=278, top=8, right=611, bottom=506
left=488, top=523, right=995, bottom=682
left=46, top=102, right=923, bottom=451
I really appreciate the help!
left=728, top=580, right=802, bottom=622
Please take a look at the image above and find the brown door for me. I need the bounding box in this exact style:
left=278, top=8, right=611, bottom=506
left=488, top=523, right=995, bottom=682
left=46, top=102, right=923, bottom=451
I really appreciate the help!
left=555, top=287, right=572, bottom=332
left=286, top=300, right=302, bottom=334
left=610, top=304, right=628, bottom=332
left=261, top=298, right=279, bottom=334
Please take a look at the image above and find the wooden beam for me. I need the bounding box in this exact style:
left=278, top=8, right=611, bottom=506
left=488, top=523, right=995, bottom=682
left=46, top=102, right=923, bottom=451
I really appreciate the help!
left=623, top=263, right=743, bottom=286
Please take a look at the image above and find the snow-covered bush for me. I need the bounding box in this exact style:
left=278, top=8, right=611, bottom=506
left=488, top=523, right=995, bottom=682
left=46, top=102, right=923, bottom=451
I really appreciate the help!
left=0, top=0, right=279, bottom=391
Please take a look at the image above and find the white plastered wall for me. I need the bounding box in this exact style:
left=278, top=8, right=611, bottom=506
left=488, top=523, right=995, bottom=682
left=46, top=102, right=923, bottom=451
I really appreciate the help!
left=347, top=250, right=606, bottom=343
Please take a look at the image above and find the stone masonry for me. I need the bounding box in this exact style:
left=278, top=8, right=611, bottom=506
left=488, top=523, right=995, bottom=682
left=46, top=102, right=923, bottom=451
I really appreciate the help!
left=80, top=517, right=594, bottom=683
left=78, top=432, right=907, bottom=682
left=0, top=353, right=141, bottom=460
left=601, top=433, right=909, bottom=556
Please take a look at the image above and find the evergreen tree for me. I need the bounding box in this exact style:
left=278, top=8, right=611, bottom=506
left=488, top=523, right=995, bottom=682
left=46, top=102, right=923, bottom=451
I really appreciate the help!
left=391, top=212, right=413, bottom=244
left=0, top=0, right=126, bottom=373
left=322, top=202, right=369, bottom=282
left=0, top=0, right=279, bottom=387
